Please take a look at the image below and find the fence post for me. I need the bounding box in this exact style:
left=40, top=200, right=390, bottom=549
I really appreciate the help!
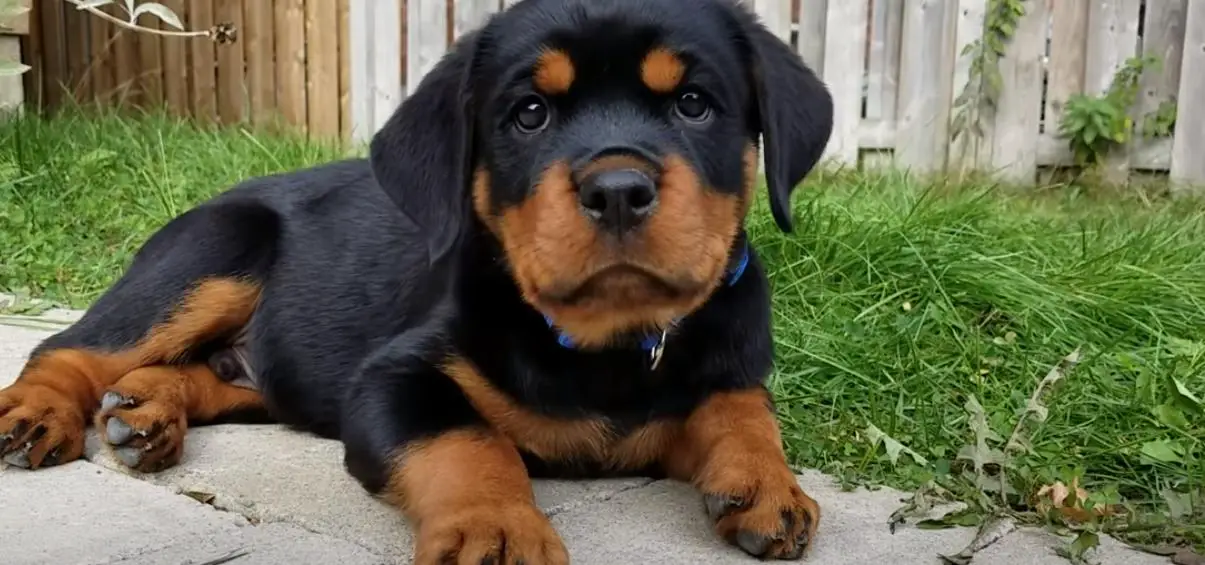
left=821, top=0, right=869, bottom=166
left=1084, top=0, right=1142, bottom=185
left=753, top=0, right=793, bottom=41
left=947, top=0, right=986, bottom=173
left=894, top=0, right=957, bottom=174
left=455, top=0, right=498, bottom=39
left=408, top=0, right=448, bottom=97
left=0, top=0, right=28, bottom=117
left=1170, top=0, right=1205, bottom=191
left=797, top=0, right=827, bottom=72
left=987, top=0, right=1047, bottom=184
left=865, top=0, right=902, bottom=123
left=349, top=0, right=403, bottom=144
left=1136, top=0, right=1187, bottom=140
left=1044, top=1, right=1089, bottom=138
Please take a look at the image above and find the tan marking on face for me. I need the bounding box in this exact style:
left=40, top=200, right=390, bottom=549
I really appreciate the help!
left=641, top=47, right=686, bottom=93
left=491, top=155, right=744, bottom=348
left=533, top=48, right=575, bottom=95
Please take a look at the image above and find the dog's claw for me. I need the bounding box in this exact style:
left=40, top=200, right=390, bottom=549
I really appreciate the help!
left=100, top=391, right=132, bottom=413
left=2, top=444, right=31, bottom=468
left=705, top=494, right=747, bottom=521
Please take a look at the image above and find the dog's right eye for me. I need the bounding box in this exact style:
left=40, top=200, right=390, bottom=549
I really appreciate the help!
left=513, top=96, right=551, bottom=134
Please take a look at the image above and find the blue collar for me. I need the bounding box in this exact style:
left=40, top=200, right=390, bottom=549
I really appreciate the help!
left=544, top=241, right=751, bottom=360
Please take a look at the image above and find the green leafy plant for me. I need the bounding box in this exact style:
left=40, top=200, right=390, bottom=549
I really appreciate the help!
left=1142, top=99, right=1177, bottom=139
left=889, top=349, right=1088, bottom=563
left=949, top=0, right=1028, bottom=161
left=1057, top=55, right=1159, bottom=167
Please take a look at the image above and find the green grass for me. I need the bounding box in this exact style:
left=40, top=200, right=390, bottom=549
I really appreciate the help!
left=748, top=169, right=1205, bottom=549
left=3, top=108, right=1203, bottom=550
left=0, top=107, right=349, bottom=305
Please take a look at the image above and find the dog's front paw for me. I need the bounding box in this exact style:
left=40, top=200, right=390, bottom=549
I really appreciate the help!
left=0, top=383, right=87, bottom=469
left=95, top=385, right=187, bottom=474
left=414, top=500, right=569, bottom=565
left=699, top=462, right=820, bottom=560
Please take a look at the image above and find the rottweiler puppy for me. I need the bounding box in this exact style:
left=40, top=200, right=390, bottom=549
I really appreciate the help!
left=0, top=0, right=833, bottom=562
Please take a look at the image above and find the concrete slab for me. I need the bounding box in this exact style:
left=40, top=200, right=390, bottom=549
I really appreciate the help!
left=550, top=472, right=972, bottom=564
left=973, top=528, right=1169, bottom=565
left=549, top=473, right=1171, bottom=565
left=86, top=423, right=652, bottom=562
left=0, top=461, right=246, bottom=565
left=103, top=522, right=392, bottom=565
left=0, top=312, right=1174, bottom=565
left=0, top=323, right=50, bottom=386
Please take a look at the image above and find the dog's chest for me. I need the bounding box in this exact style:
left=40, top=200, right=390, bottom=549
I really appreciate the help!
left=443, top=357, right=684, bottom=469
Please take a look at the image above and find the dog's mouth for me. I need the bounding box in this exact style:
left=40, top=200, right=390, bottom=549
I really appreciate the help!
left=538, top=263, right=693, bottom=306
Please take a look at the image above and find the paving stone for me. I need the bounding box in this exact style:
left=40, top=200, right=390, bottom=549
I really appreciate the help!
left=0, top=323, right=49, bottom=387
left=86, top=423, right=651, bottom=562
left=102, top=522, right=391, bottom=565
left=1, top=311, right=1173, bottom=565
left=0, top=461, right=246, bottom=565
left=549, top=471, right=1172, bottom=565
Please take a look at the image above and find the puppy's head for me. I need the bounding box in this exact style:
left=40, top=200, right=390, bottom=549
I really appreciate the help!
left=370, top=0, right=833, bottom=348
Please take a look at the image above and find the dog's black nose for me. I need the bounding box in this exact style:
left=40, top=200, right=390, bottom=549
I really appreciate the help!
left=577, top=169, right=658, bottom=232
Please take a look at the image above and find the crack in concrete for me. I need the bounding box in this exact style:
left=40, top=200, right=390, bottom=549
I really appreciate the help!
left=543, top=477, right=659, bottom=517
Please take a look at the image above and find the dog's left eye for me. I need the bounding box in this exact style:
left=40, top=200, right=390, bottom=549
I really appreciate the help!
left=513, top=96, right=551, bottom=133
left=673, top=90, right=712, bottom=123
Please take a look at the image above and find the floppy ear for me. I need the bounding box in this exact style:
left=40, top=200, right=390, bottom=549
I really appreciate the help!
left=734, top=8, right=834, bottom=232
left=369, top=31, right=484, bottom=266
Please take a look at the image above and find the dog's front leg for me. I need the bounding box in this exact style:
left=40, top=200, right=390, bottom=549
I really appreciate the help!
left=666, top=387, right=820, bottom=560
left=340, top=335, right=569, bottom=565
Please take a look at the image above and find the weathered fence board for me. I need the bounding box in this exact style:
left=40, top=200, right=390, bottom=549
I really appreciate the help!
left=9, top=0, right=1203, bottom=188
left=188, top=0, right=217, bottom=121
left=987, top=0, right=1048, bottom=182
left=865, top=0, right=902, bottom=122
left=161, top=0, right=188, bottom=113
left=894, top=0, right=956, bottom=172
left=1137, top=0, right=1187, bottom=139
left=946, top=0, right=986, bottom=170
left=796, top=0, right=827, bottom=71
left=407, top=0, right=446, bottom=96
left=1170, top=0, right=1205, bottom=190
left=244, top=0, right=275, bottom=128
left=306, top=0, right=340, bottom=137
left=821, top=0, right=869, bottom=165
left=1084, top=0, right=1143, bottom=182
left=1044, top=0, right=1089, bottom=133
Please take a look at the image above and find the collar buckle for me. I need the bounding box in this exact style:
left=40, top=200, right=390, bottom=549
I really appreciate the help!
left=648, top=327, right=669, bottom=370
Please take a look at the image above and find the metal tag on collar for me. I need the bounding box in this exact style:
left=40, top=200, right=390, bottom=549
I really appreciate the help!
left=648, top=327, right=669, bottom=370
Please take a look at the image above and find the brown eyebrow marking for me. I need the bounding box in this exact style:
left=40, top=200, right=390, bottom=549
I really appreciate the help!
left=533, top=48, right=575, bottom=94
left=641, top=47, right=686, bottom=93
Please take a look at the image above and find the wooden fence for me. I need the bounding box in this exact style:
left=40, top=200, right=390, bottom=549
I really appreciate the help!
left=14, top=0, right=1205, bottom=188
left=19, top=0, right=353, bottom=138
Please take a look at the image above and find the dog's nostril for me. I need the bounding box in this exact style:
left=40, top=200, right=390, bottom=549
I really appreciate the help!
left=578, top=169, right=659, bottom=230
left=581, top=187, right=610, bottom=214
left=626, top=183, right=655, bottom=211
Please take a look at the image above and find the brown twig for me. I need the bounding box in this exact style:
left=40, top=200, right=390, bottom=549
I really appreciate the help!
left=62, top=0, right=219, bottom=40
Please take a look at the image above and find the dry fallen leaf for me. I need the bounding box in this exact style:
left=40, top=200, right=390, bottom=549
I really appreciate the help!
left=1033, top=477, right=1120, bottom=523
left=183, top=490, right=217, bottom=505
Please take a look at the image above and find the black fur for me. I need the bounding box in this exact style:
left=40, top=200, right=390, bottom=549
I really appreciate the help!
left=15, top=0, right=833, bottom=498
